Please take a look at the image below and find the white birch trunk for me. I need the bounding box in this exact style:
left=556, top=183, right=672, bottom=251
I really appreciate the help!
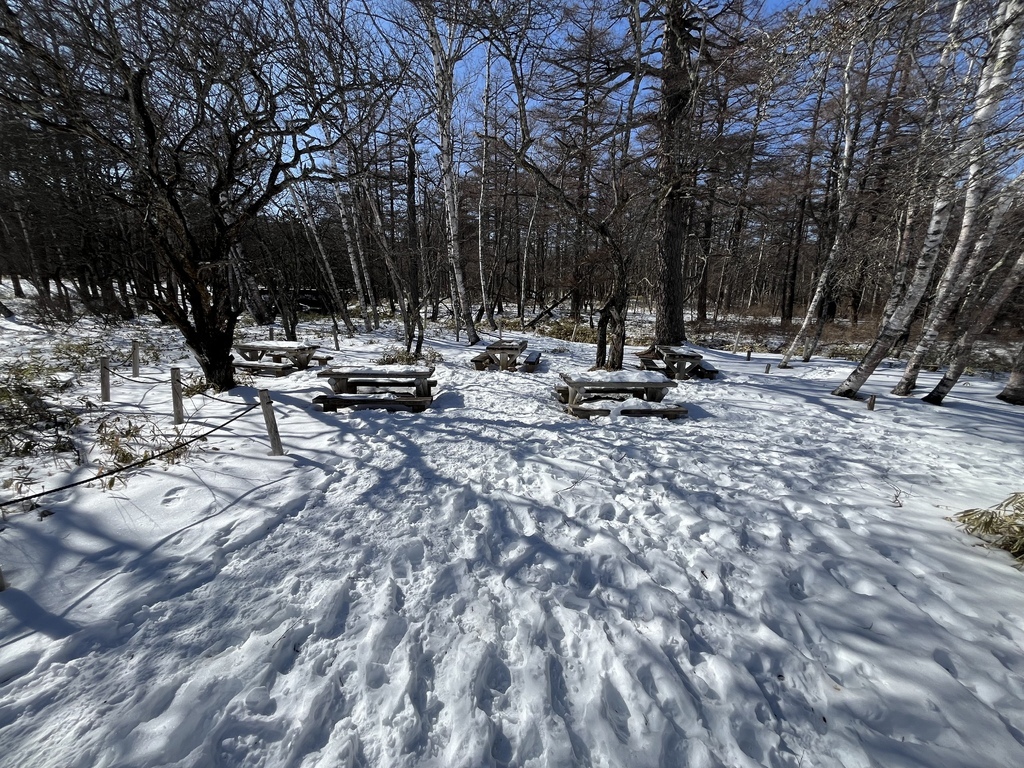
left=422, top=10, right=480, bottom=345
left=288, top=184, right=357, bottom=335
left=335, top=188, right=374, bottom=332
left=477, top=42, right=495, bottom=330
left=881, top=0, right=968, bottom=325
left=998, top=343, right=1024, bottom=405
left=893, top=191, right=1013, bottom=394
left=779, top=46, right=859, bottom=368
left=834, top=0, right=1023, bottom=398
left=924, top=249, right=1024, bottom=404
left=893, top=1, right=1024, bottom=393
left=832, top=191, right=955, bottom=397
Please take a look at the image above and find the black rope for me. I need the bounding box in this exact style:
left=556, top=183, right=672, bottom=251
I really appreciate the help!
left=107, top=366, right=170, bottom=385
left=0, top=403, right=260, bottom=511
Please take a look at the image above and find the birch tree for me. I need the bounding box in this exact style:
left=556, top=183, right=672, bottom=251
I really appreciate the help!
left=891, top=1, right=1024, bottom=395
left=923, top=247, right=1024, bottom=405
left=779, top=1, right=902, bottom=368
left=998, top=343, right=1024, bottom=405
left=834, top=0, right=1024, bottom=398
left=408, top=0, right=481, bottom=344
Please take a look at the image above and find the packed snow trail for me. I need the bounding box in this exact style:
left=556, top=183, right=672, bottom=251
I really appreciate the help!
left=2, top=332, right=1024, bottom=767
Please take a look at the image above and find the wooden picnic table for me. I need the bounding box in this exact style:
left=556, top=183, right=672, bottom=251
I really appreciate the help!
left=234, top=341, right=321, bottom=371
left=559, top=370, right=676, bottom=404
left=478, top=339, right=528, bottom=371
left=317, top=365, right=436, bottom=396
left=637, top=345, right=711, bottom=380
left=656, top=345, right=704, bottom=379
left=556, top=370, right=685, bottom=419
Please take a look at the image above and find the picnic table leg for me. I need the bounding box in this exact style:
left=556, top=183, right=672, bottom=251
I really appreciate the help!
left=569, top=386, right=585, bottom=406
left=647, top=387, right=667, bottom=402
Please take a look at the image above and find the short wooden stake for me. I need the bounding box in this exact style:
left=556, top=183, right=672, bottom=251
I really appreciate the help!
left=764, top=363, right=771, bottom=374
left=100, top=356, right=111, bottom=402
left=131, top=340, right=140, bottom=377
left=867, top=394, right=877, bottom=411
left=171, top=367, right=184, bottom=425
left=269, top=327, right=275, bottom=340
left=0, top=564, right=6, bottom=591
left=259, top=389, right=284, bottom=456
left=746, top=350, right=752, bottom=361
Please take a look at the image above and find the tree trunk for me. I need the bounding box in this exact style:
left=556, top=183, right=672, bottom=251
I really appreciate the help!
left=998, top=343, right=1024, bottom=405
left=892, top=0, right=1023, bottom=393
left=422, top=11, right=479, bottom=345
left=652, top=1, right=697, bottom=346
left=893, top=192, right=1012, bottom=394
left=836, top=0, right=1021, bottom=398
left=781, top=45, right=860, bottom=368
left=336, top=187, right=374, bottom=332
left=924, top=250, right=1024, bottom=404
left=477, top=42, right=496, bottom=331
left=832, top=192, right=955, bottom=397
left=289, top=184, right=357, bottom=335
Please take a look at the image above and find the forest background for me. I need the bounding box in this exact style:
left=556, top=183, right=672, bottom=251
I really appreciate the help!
left=1, top=0, right=1023, bottom=404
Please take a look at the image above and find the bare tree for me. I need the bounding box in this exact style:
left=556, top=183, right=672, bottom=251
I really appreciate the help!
left=923, top=246, right=1024, bottom=405
left=404, top=0, right=481, bottom=344
left=0, top=0, right=348, bottom=389
left=834, top=0, right=1024, bottom=398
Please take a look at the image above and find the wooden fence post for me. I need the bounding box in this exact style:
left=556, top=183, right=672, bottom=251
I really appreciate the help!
left=746, top=349, right=752, bottom=361
left=0, top=563, right=6, bottom=591
left=269, top=327, right=275, bottom=341
left=259, top=389, right=284, bottom=456
left=867, top=394, right=877, bottom=411
left=131, top=340, right=140, bottom=377
left=171, top=367, right=184, bottom=425
left=764, top=363, right=771, bottom=374
left=100, top=356, right=110, bottom=402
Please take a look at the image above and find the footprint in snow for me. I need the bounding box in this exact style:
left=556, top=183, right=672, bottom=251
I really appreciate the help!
left=161, top=487, right=187, bottom=505
left=601, top=678, right=631, bottom=745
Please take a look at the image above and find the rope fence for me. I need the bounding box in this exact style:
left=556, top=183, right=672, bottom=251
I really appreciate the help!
left=0, top=401, right=261, bottom=515
left=3, top=340, right=289, bottom=514
left=0, top=341, right=288, bottom=590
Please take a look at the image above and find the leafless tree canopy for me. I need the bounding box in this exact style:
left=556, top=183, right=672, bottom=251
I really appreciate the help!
left=1, top=0, right=1022, bottom=397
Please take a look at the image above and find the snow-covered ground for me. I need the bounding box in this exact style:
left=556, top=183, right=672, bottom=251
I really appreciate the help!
left=2, top=310, right=1024, bottom=768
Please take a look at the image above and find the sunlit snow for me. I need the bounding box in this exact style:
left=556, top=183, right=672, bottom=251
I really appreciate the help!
left=2, top=311, right=1024, bottom=768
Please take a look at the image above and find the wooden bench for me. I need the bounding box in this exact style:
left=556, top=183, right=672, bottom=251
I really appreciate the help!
left=557, top=384, right=664, bottom=404
left=693, top=361, right=718, bottom=379
left=313, top=394, right=433, bottom=413
left=637, top=357, right=667, bottom=373
left=554, top=383, right=672, bottom=404
left=565, top=402, right=688, bottom=420
left=471, top=352, right=492, bottom=371
left=233, top=360, right=295, bottom=377
left=328, top=378, right=437, bottom=391
left=520, top=350, right=542, bottom=372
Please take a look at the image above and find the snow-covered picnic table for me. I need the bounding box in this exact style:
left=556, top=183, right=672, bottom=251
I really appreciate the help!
left=472, top=339, right=531, bottom=371
left=313, top=365, right=437, bottom=413
left=556, top=369, right=686, bottom=419
left=233, top=340, right=325, bottom=374
left=636, top=345, right=714, bottom=380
